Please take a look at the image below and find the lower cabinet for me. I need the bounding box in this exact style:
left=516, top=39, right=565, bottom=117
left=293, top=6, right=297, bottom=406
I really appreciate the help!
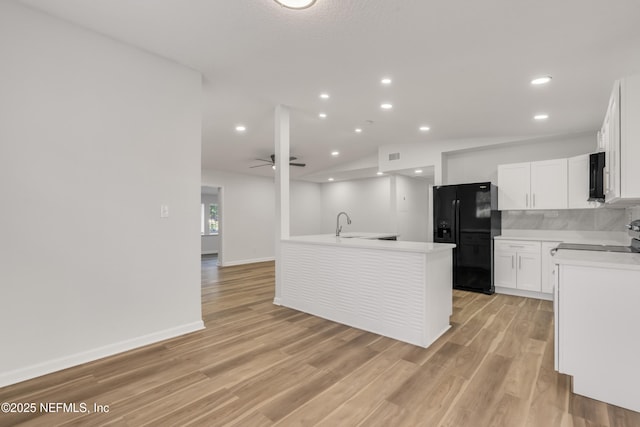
left=494, top=240, right=542, bottom=291
left=555, top=262, right=640, bottom=412
left=540, top=241, right=561, bottom=293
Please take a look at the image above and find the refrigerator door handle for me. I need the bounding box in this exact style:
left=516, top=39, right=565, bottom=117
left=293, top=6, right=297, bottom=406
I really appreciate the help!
left=455, top=199, right=461, bottom=243
left=451, top=199, right=457, bottom=238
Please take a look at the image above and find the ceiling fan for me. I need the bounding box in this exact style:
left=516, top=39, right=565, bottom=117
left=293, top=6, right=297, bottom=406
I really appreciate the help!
left=250, top=154, right=306, bottom=168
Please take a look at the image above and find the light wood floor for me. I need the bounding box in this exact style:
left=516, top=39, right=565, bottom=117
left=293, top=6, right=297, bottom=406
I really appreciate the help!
left=2, top=256, right=639, bottom=426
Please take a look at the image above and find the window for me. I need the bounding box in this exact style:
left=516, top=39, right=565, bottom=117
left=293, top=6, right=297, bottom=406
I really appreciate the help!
left=201, top=202, right=219, bottom=235
left=201, top=203, right=205, bottom=235
left=208, top=204, right=219, bottom=234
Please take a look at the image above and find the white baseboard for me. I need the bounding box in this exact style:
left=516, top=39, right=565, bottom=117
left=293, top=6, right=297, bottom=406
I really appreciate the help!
left=0, top=320, right=205, bottom=388
left=495, top=286, right=553, bottom=301
left=273, top=297, right=282, bottom=306
left=221, top=257, right=275, bottom=267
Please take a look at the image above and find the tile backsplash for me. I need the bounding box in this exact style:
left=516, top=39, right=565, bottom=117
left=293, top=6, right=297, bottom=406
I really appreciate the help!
left=502, top=208, right=633, bottom=231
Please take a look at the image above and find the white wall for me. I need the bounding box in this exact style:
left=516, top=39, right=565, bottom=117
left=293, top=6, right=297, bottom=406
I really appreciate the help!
left=201, top=192, right=219, bottom=254
left=0, top=2, right=202, bottom=386
left=379, top=136, right=523, bottom=184
left=395, top=175, right=430, bottom=242
left=202, top=170, right=275, bottom=265
left=379, top=132, right=597, bottom=185
left=200, top=171, right=324, bottom=264
left=198, top=170, right=431, bottom=266
left=290, top=180, right=323, bottom=236
left=320, top=177, right=394, bottom=234
left=445, top=132, right=596, bottom=185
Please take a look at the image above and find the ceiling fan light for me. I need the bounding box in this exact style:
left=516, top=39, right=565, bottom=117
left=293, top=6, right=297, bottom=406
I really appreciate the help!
left=274, top=0, right=317, bottom=9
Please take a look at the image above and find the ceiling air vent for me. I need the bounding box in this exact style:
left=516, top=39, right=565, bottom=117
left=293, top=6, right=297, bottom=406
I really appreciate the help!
left=388, top=152, right=400, bottom=161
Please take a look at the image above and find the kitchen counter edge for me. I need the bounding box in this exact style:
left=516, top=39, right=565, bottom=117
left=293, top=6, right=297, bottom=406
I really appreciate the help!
left=283, top=235, right=456, bottom=254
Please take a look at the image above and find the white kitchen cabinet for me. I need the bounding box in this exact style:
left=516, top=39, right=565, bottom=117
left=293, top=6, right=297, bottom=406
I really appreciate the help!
left=602, top=82, right=620, bottom=202
left=497, top=162, right=530, bottom=210
left=498, top=159, right=567, bottom=210
left=555, top=261, right=640, bottom=412
left=494, top=240, right=541, bottom=291
left=568, top=154, right=601, bottom=209
left=494, top=250, right=517, bottom=289
left=540, top=241, right=560, bottom=293
left=603, top=74, right=640, bottom=204
left=530, top=159, right=568, bottom=209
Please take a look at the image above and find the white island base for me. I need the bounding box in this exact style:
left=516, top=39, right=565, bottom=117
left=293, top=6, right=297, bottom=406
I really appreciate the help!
left=276, top=235, right=455, bottom=348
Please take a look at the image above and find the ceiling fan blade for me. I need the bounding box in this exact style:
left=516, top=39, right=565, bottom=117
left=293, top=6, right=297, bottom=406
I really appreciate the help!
left=255, top=158, right=272, bottom=163
left=290, top=162, right=306, bottom=167
left=269, top=155, right=298, bottom=162
left=249, top=163, right=272, bottom=168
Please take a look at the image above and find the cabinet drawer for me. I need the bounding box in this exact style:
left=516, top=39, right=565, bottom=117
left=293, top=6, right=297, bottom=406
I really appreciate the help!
left=494, top=240, right=541, bottom=254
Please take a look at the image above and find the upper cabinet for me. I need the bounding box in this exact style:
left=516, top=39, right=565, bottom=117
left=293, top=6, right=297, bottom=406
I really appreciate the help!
left=602, top=74, right=640, bottom=204
left=530, top=159, right=568, bottom=210
left=498, top=159, right=567, bottom=210
left=497, top=162, right=530, bottom=210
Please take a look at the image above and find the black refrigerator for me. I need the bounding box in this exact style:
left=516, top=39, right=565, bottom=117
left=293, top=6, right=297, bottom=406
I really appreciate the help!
left=433, top=182, right=501, bottom=294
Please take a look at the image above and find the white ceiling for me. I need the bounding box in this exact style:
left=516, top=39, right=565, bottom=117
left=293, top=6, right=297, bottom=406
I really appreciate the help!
left=19, top=0, right=640, bottom=182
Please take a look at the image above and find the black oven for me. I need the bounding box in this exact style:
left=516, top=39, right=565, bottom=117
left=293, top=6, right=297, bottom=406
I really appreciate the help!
left=589, top=152, right=605, bottom=202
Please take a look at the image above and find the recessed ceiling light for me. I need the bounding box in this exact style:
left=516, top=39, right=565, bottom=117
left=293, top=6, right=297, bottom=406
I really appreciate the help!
left=531, top=76, right=552, bottom=85
left=235, top=125, right=246, bottom=132
left=415, top=169, right=423, bottom=174
left=328, top=177, right=334, bottom=181
left=380, top=103, right=393, bottom=110
left=377, top=171, right=384, bottom=176
left=274, top=0, right=317, bottom=10
left=331, top=151, right=339, bottom=156
left=419, top=126, right=430, bottom=132
left=381, top=77, right=392, bottom=85
left=534, top=114, right=549, bottom=120
left=319, top=113, right=327, bottom=118
left=319, top=93, right=330, bottom=99
left=355, top=128, right=363, bottom=133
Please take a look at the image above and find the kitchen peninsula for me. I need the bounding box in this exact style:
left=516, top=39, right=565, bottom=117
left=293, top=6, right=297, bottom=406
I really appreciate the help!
left=276, top=234, right=456, bottom=348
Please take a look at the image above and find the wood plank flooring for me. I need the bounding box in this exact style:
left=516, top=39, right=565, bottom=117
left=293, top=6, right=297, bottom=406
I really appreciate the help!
left=1, top=255, right=639, bottom=426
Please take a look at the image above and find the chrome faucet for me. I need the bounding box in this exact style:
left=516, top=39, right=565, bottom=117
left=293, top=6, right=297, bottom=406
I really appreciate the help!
left=336, top=211, right=352, bottom=236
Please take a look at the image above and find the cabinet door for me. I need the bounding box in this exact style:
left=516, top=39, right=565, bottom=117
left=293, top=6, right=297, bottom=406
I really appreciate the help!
left=604, top=82, right=621, bottom=202
left=531, top=159, right=568, bottom=209
left=516, top=252, right=542, bottom=291
left=596, top=130, right=605, bottom=152
left=494, top=251, right=517, bottom=289
left=568, top=154, right=596, bottom=209
left=498, top=163, right=531, bottom=210
left=540, top=241, right=560, bottom=293
left=620, top=74, right=640, bottom=199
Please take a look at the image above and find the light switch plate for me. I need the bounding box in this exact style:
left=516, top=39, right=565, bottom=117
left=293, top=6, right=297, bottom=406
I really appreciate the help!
left=160, top=205, right=169, bottom=218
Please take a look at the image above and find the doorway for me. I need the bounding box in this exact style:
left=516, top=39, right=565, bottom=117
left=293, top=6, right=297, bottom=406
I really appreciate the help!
left=201, top=185, right=223, bottom=266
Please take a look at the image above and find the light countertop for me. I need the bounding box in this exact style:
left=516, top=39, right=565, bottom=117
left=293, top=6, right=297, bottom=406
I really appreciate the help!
left=553, top=250, right=640, bottom=271
left=494, top=230, right=630, bottom=246
left=284, top=234, right=456, bottom=254
left=335, top=232, right=398, bottom=239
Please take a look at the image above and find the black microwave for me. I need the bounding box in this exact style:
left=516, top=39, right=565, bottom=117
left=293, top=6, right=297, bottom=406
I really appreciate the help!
left=589, top=152, right=605, bottom=202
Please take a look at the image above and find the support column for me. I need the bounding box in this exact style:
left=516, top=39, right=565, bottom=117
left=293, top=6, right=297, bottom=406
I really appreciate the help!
left=274, top=105, right=290, bottom=305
